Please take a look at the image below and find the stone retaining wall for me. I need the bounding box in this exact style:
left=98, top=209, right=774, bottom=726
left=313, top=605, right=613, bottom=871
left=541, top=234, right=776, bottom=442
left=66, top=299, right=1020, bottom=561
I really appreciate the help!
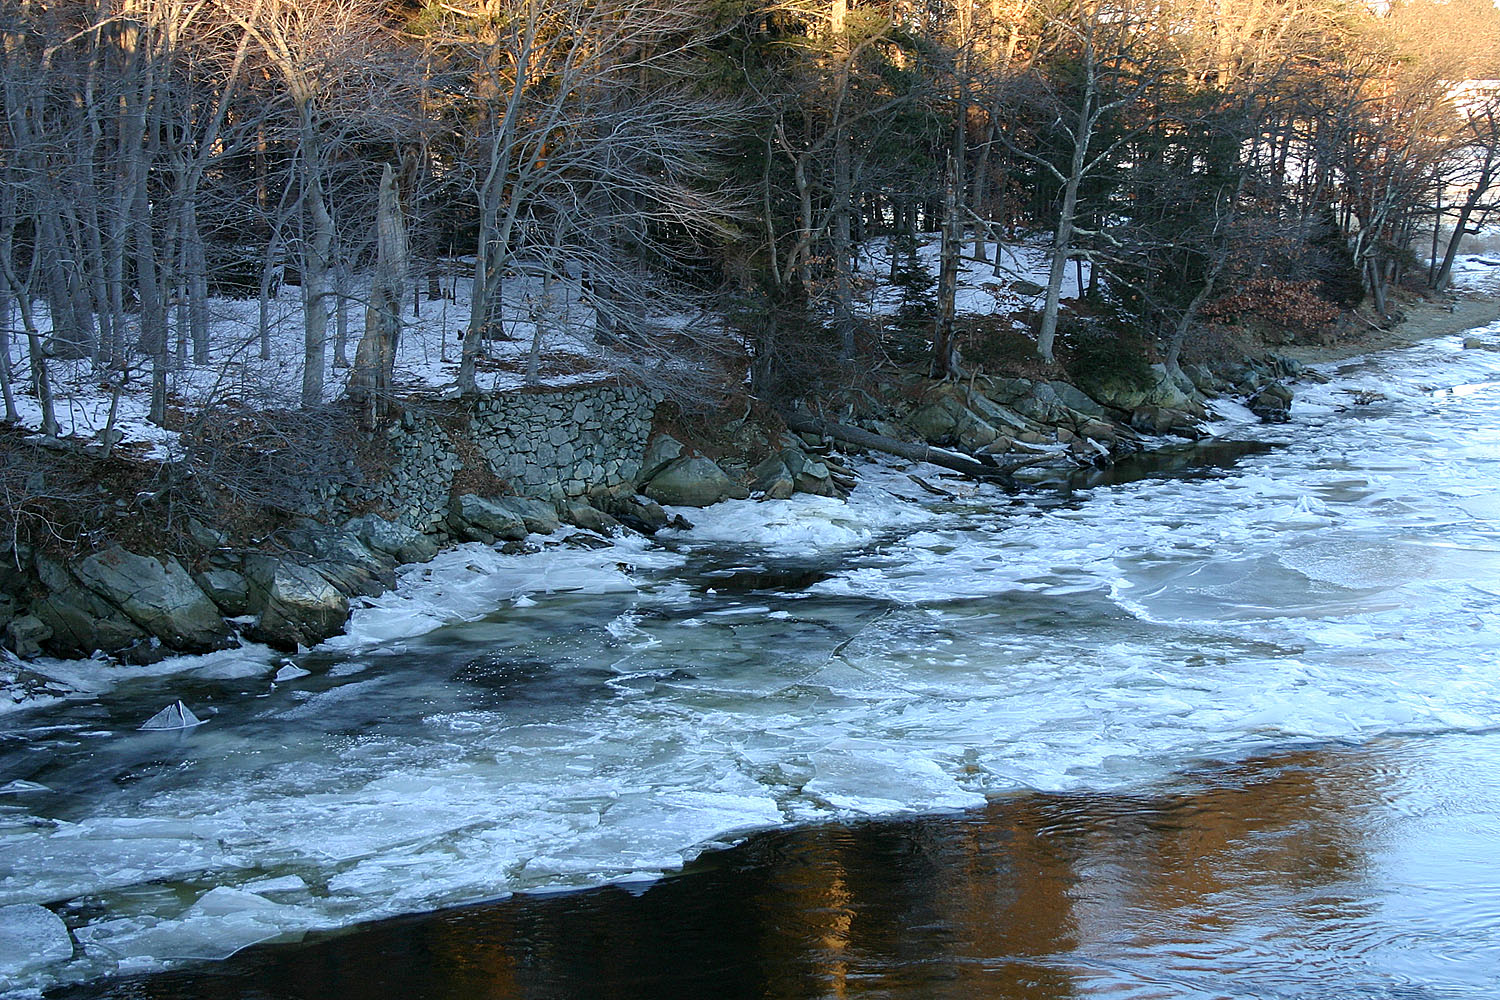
left=335, top=383, right=660, bottom=532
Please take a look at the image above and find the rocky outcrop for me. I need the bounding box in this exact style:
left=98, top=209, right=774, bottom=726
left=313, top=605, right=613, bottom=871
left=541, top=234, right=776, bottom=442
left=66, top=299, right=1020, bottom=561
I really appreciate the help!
left=71, top=548, right=231, bottom=652
left=889, top=378, right=1153, bottom=475
left=243, top=557, right=351, bottom=652
left=1248, top=381, right=1294, bottom=422
left=29, top=581, right=146, bottom=659
left=346, top=513, right=439, bottom=565
left=561, top=501, right=620, bottom=534
left=486, top=496, right=561, bottom=535
left=642, top=456, right=750, bottom=507
left=447, top=494, right=530, bottom=544
left=750, top=442, right=857, bottom=499
left=596, top=491, right=688, bottom=534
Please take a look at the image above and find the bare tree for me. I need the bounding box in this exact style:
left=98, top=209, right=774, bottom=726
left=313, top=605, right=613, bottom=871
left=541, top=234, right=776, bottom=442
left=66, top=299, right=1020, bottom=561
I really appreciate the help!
left=432, top=0, right=744, bottom=396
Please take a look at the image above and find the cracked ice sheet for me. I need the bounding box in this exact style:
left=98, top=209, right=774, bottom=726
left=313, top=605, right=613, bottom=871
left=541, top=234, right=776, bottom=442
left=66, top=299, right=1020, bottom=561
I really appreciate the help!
left=326, top=533, right=686, bottom=651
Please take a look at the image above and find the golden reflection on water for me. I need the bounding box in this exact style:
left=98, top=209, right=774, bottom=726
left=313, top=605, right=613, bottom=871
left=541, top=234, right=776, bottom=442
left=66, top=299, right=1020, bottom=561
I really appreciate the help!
left=93, top=738, right=1500, bottom=1000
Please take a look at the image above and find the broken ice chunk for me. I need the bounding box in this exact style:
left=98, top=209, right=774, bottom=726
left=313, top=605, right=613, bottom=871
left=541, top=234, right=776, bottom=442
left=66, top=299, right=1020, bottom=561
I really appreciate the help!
left=0, top=903, right=73, bottom=974
left=139, top=700, right=205, bottom=731
left=0, top=779, right=51, bottom=795
left=274, top=664, right=311, bottom=682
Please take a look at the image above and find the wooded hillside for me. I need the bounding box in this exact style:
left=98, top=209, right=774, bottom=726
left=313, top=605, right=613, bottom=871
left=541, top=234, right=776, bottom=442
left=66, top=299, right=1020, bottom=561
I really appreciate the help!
left=2, top=0, right=1497, bottom=431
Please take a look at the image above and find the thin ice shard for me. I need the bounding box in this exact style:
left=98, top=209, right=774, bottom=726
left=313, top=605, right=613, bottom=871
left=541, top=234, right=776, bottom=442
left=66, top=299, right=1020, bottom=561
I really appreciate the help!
left=139, top=700, right=205, bottom=731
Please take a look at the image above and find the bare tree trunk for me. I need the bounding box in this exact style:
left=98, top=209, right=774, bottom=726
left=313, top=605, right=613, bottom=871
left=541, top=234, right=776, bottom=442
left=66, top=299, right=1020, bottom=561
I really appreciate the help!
left=1037, top=154, right=1084, bottom=363
left=1434, top=160, right=1495, bottom=291
left=299, top=114, right=334, bottom=410
left=932, top=156, right=962, bottom=379
left=0, top=210, right=21, bottom=423
left=350, top=162, right=407, bottom=428
left=0, top=222, right=57, bottom=438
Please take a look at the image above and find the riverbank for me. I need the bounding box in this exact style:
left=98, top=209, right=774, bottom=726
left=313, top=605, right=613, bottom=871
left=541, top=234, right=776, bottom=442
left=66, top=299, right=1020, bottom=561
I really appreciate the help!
left=1281, top=290, right=1500, bottom=365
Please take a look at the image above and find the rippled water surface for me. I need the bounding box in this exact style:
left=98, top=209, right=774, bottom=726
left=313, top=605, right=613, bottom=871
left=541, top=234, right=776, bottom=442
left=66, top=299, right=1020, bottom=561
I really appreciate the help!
left=6, top=324, right=1500, bottom=997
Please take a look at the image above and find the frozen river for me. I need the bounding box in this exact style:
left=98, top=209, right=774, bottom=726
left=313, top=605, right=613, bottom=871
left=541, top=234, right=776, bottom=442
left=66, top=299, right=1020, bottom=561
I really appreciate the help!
left=6, top=322, right=1500, bottom=997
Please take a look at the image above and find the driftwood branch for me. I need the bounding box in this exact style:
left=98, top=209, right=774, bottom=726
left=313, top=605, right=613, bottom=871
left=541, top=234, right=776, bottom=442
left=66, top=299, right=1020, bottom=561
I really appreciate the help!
left=782, top=412, right=1017, bottom=489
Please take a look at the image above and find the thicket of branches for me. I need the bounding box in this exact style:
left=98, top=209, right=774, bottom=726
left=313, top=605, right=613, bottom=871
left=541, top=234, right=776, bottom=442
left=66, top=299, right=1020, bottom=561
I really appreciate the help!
left=2, top=0, right=1498, bottom=430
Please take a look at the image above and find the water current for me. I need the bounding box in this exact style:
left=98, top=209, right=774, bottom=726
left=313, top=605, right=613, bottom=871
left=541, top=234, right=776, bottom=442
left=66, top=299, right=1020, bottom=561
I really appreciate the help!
left=5, top=322, right=1500, bottom=997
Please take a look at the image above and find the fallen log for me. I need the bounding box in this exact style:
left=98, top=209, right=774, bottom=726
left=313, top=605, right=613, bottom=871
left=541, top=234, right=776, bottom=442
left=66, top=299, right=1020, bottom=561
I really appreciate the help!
left=782, top=412, right=1018, bottom=488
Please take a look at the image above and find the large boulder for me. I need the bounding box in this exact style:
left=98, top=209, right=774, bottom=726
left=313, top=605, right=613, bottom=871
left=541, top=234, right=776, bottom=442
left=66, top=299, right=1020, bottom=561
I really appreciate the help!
left=71, top=548, right=231, bottom=652
left=966, top=392, right=1030, bottom=432
left=906, top=400, right=960, bottom=441
left=345, top=514, right=439, bottom=564
left=907, top=394, right=1004, bottom=450
left=194, top=569, right=251, bottom=617
left=597, top=492, right=673, bottom=534
left=485, top=496, right=560, bottom=535
left=750, top=451, right=798, bottom=499
left=243, top=557, right=350, bottom=651
left=1088, top=363, right=1200, bottom=415
left=560, top=501, right=620, bottom=534
left=1248, top=381, right=1294, bottom=422
left=30, top=586, right=144, bottom=657
left=5, top=614, right=52, bottom=659
left=448, top=494, right=529, bottom=544
left=638, top=434, right=685, bottom=483
left=642, top=457, right=749, bottom=507
left=1046, top=380, right=1108, bottom=418
left=283, top=529, right=395, bottom=598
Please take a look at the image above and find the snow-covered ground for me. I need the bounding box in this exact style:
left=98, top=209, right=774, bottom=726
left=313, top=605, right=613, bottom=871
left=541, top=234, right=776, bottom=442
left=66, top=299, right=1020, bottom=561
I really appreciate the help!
left=1, top=236, right=1080, bottom=457
left=2, top=267, right=615, bottom=459
left=4, top=230, right=1497, bottom=461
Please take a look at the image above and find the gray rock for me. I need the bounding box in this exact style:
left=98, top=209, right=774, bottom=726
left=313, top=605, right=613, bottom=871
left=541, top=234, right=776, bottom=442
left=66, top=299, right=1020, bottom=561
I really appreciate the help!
left=600, top=493, right=671, bottom=534
left=965, top=393, right=1030, bottom=431
left=1181, top=363, right=1224, bottom=393
left=31, top=586, right=145, bottom=657
left=72, top=548, right=229, bottom=652
left=642, top=457, right=749, bottom=507
left=906, top=400, right=959, bottom=441
left=1011, top=278, right=1046, bottom=296
left=194, top=569, right=251, bottom=617
left=982, top=376, right=1034, bottom=404
left=5, top=614, right=52, bottom=659
left=953, top=409, right=1001, bottom=450
left=185, top=517, right=229, bottom=550
left=639, top=434, right=685, bottom=483
left=759, top=474, right=795, bottom=500
left=32, top=554, right=72, bottom=595
left=283, top=530, right=395, bottom=597
left=1007, top=383, right=1069, bottom=424
left=1154, top=364, right=1200, bottom=407
left=345, top=514, right=439, bottom=564
left=751, top=452, right=791, bottom=482
left=1046, top=381, right=1107, bottom=417
left=288, top=529, right=395, bottom=574
left=486, top=496, right=560, bottom=535
left=1463, top=336, right=1500, bottom=351
left=449, top=494, right=528, bottom=543
left=561, top=502, right=620, bottom=534
left=0, top=903, right=72, bottom=975
left=1248, top=382, right=1293, bottom=422
left=1089, top=364, right=1199, bottom=414
left=243, top=557, right=350, bottom=652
